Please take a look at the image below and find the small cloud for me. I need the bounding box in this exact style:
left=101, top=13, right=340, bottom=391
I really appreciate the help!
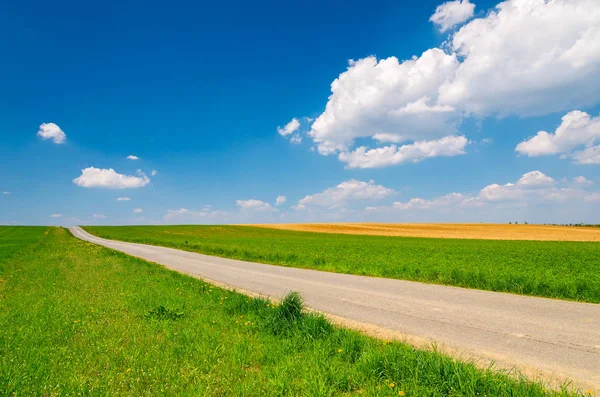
left=73, top=167, right=150, bottom=189
left=133, top=208, right=143, bottom=213
left=277, top=118, right=301, bottom=137
left=517, top=171, right=555, bottom=187
left=116, top=197, right=131, bottom=201
left=50, top=214, right=62, bottom=218
left=338, top=136, right=468, bottom=169
left=275, top=195, right=287, bottom=206
left=127, top=155, right=140, bottom=160
left=295, top=179, right=395, bottom=210
left=290, top=134, right=302, bottom=145
left=236, top=199, right=276, bottom=212
left=574, top=176, right=593, bottom=186
left=93, top=214, right=107, bottom=219
left=164, top=207, right=228, bottom=222
left=151, top=169, right=157, bottom=176
left=429, top=0, right=475, bottom=32
left=515, top=111, right=600, bottom=164
left=2, top=191, right=10, bottom=195
left=37, top=123, right=66, bottom=144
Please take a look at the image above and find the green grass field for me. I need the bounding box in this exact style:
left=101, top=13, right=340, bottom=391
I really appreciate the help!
left=0, top=226, right=48, bottom=262
left=0, top=227, right=584, bottom=396
left=85, top=225, right=600, bottom=303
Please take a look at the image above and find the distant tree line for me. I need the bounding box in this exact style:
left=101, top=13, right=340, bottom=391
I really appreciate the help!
left=507, top=222, right=600, bottom=228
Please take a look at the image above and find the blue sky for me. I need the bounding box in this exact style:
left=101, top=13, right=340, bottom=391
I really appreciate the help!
left=1, top=0, right=600, bottom=225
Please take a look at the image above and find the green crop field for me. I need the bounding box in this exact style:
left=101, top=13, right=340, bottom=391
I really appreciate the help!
left=0, top=227, right=584, bottom=396
left=84, top=225, right=600, bottom=303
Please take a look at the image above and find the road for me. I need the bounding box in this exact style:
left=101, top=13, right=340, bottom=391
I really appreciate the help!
left=69, top=226, right=600, bottom=391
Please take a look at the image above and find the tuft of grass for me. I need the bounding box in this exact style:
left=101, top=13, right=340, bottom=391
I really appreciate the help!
left=144, top=305, right=185, bottom=321
left=263, top=292, right=334, bottom=339
left=85, top=225, right=600, bottom=303
left=279, top=291, right=303, bottom=321
left=0, top=226, right=586, bottom=395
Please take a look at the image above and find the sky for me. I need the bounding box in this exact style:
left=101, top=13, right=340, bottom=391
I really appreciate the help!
left=1, top=0, right=600, bottom=226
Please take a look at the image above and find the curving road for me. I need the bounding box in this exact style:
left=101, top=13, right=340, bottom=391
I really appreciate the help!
left=69, top=226, right=600, bottom=391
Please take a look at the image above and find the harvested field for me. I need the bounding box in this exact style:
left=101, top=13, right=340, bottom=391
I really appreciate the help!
left=249, top=223, right=600, bottom=242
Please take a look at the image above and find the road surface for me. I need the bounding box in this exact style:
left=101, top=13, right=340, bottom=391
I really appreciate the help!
left=69, top=226, right=600, bottom=391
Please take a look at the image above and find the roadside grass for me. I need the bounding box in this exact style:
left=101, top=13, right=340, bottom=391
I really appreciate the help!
left=84, top=225, right=600, bottom=303
left=0, top=226, right=47, bottom=263
left=0, top=227, right=583, bottom=396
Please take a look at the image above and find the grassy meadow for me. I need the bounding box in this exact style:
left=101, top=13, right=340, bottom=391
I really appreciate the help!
left=0, top=226, right=47, bottom=262
left=85, top=225, right=600, bottom=303
left=0, top=226, right=586, bottom=396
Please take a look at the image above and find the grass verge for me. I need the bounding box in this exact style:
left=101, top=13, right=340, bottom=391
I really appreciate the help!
left=84, top=225, right=600, bottom=303
left=0, top=227, right=585, bottom=395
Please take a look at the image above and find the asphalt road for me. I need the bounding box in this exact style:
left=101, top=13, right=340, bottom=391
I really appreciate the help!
left=69, top=226, right=600, bottom=391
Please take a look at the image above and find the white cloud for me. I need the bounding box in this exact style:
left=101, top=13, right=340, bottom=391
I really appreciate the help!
left=430, top=0, right=475, bottom=32
left=479, top=171, right=568, bottom=202
left=275, top=195, right=287, bottom=205
left=37, top=123, right=66, bottom=144
left=164, top=207, right=229, bottom=222
left=290, top=134, right=302, bottom=145
left=126, top=155, right=140, bottom=160
left=477, top=183, right=519, bottom=202
left=93, top=214, right=107, bottom=219
left=133, top=208, right=143, bottom=213
left=165, top=208, right=189, bottom=219
left=574, top=176, right=593, bottom=185
left=116, top=197, right=131, bottom=201
left=2, top=192, right=10, bottom=195
left=73, top=167, right=150, bottom=189
left=516, top=111, right=600, bottom=164
left=516, top=171, right=555, bottom=187
left=571, top=146, right=600, bottom=165
left=309, top=49, right=460, bottom=156
left=151, top=169, right=157, bottom=176
left=366, top=170, right=600, bottom=223
left=338, top=135, right=468, bottom=168
left=297, top=0, right=600, bottom=168
left=50, top=214, right=62, bottom=218
left=236, top=199, right=275, bottom=212
left=439, top=0, right=600, bottom=117
left=369, top=192, right=475, bottom=212
left=277, top=118, right=301, bottom=137
left=295, top=179, right=394, bottom=210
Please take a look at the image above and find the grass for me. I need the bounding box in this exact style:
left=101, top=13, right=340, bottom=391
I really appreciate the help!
left=84, top=225, right=600, bottom=303
left=0, top=226, right=47, bottom=262
left=0, top=227, right=585, bottom=396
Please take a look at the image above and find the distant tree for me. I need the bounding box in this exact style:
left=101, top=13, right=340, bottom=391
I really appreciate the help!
left=515, top=221, right=518, bottom=224
left=524, top=221, right=528, bottom=225
left=509, top=222, right=512, bottom=224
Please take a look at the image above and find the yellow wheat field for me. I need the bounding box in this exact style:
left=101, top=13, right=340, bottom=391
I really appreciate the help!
left=248, top=223, right=600, bottom=242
